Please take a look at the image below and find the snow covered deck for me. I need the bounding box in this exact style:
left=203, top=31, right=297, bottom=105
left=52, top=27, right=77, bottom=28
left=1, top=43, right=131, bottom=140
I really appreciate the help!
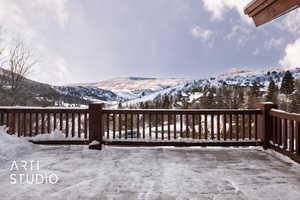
left=1, top=145, right=300, bottom=200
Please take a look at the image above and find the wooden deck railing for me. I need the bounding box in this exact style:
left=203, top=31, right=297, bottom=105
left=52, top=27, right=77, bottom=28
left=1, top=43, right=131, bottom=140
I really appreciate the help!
left=268, top=109, right=300, bottom=163
left=102, top=109, right=262, bottom=145
left=0, top=102, right=299, bottom=164
left=0, top=107, right=89, bottom=139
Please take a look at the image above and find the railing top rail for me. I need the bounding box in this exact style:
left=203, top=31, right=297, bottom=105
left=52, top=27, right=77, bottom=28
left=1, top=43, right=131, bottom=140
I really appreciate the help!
left=103, top=109, right=262, bottom=115
left=0, top=106, right=88, bottom=113
left=270, top=109, right=300, bottom=121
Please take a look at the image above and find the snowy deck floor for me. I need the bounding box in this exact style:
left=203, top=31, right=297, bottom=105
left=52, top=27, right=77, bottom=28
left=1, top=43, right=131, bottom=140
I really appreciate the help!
left=1, top=146, right=300, bottom=200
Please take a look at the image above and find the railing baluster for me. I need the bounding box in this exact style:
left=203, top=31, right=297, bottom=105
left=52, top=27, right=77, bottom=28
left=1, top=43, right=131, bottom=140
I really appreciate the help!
left=192, top=114, right=195, bottom=139
left=54, top=113, right=57, bottom=130
left=278, top=118, right=282, bottom=146
left=211, top=114, right=214, bottom=140
left=249, top=114, right=252, bottom=140
left=36, top=113, right=39, bottom=135
left=236, top=114, right=239, bottom=141
left=199, top=115, right=202, bottom=139
left=229, top=114, right=232, bottom=140
left=142, top=114, right=145, bottom=139
left=174, top=114, right=177, bottom=140
left=17, top=113, right=21, bottom=137
left=180, top=114, right=183, bottom=138
left=204, top=114, right=208, bottom=140
left=186, top=114, right=189, bottom=138
left=255, top=114, right=258, bottom=140
left=161, top=114, right=164, bottom=140
left=217, top=114, right=220, bottom=140
left=48, top=113, right=51, bottom=134
left=107, top=113, right=110, bottom=139
left=42, top=113, right=45, bottom=134
left=60, top=113, right=63, bottom=131
left=276, top=117, right=280, bottom=146
left=131, top=114, right=133, bottom=139
left=275, top=117, right=278, bottom=145
left=137, top=114, right=140, bottom=139
left=289, top=120, right=295, bottom=153
left=78, top=113, right=81, bottom=138
left=0, top=112, right=3, bottom=125
left=23, top=113, right=27, bottom=137
left=113, top=113, right=116, bottom=139
left=6, top=113, right=9, bottom=129
left=125, top=114, right=128, bottom=139
left=242, top=113, right=245, bottom=140
left=72, top=113, right=75, bottom=137
left=66, top=113, right=69, bottom=137
left=85, top=113, right=88, bottom=139
left=168, top=114, right=171, bottom=140
left=29, top=113, right=32, bottom=137
left=149, top=114, right=152, bottom=139
left=223, top=114, right=226, bottom=141
left=119, top=114, right=122, bottom=139
left=283, top=119, right=288, bottom=150
left=155, top=113, right=158, bottom=139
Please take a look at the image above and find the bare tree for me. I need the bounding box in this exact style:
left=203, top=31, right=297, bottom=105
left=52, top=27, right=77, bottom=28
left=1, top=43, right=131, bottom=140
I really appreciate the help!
left=4, top=40, right=38, bottom=105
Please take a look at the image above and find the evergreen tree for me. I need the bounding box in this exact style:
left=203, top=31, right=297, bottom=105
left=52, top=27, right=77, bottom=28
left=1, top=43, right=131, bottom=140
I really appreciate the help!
left=139, top=102, right=144, bottom=109
left=118, top=101, right=123, bottom=109
left=250, top=80, right=260, bottom=97
left=280, top=71, right=295, bottom=96
left=162, top=95, right=170, bottom=109
left=266, top=78, right=278, bottom=103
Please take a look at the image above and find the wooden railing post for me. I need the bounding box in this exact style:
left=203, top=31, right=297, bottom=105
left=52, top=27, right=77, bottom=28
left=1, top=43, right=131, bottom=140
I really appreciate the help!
left=259, top=102, right=278, bottom=149
left=296, top=121, right=300, bottom=156
left=88, top=104, right=103, bottom=150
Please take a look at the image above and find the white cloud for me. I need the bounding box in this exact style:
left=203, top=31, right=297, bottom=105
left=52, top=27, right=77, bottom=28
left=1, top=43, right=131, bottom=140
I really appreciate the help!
left=265, top=37, right=285, bottom=50
left=0, top=0, right=70, bottom=84
left=252, top=48, right=260, bottom=56
left=278, top=9, right=300, bottom=35
left=41, top=0, right=69, bottom=26
left=202, top=0, right=251, bottom=23
left=226, top=25, right=253, bottom=46
left=32, top=57, right=71, bottom=85
left=191, top=26, right=213, bottom=41
left=279, top=38, right=300, bottom=68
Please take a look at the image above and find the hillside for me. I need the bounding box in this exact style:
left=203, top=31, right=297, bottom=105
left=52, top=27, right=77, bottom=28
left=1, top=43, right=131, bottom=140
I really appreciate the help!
left=122, top=67, right=300, bottom=109
left=66, top=77, right=192, bottom=101
left=1, top=67, right=299, bottom=108
left=0, top=68, right=90, bottom=106
left=69, top=77, right=191, bottom=92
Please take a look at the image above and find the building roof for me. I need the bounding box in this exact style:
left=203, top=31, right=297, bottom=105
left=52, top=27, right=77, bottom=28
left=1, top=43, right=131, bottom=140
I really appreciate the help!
left=244, top=0, right=300, bottom=26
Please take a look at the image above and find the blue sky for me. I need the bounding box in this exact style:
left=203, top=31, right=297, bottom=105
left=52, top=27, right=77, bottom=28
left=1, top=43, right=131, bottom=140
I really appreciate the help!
left=1, top=0, right=300, bottom=85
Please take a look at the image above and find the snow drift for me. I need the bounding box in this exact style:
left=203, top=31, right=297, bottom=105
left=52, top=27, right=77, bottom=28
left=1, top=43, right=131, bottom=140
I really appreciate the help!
left=0, top=126, right=36, bottom=161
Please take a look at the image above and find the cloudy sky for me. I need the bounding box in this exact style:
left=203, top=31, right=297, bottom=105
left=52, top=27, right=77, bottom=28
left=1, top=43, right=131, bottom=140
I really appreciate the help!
left=0, top=0, right=300, bottom=85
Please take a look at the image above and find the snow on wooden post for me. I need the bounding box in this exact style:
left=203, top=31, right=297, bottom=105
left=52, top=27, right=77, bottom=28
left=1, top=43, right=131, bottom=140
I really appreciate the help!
left=259, top=102, right=278, bottom=150
left=89, top=103, right=104, bottom=150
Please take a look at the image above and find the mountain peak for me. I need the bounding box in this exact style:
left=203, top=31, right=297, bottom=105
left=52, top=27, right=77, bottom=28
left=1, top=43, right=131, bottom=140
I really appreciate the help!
left=67, top=77, right=192, bottom=92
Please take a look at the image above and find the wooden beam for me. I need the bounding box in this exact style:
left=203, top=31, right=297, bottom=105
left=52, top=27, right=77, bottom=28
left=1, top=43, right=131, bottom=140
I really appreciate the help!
left=245, top=0, right=276, bottom=15
left=245, top=0, right=300, bottom=26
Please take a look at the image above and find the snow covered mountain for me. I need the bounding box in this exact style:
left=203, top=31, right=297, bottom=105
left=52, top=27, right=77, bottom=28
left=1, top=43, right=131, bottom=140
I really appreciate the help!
left=54, top=86, right=123, bottom=105
left=121, top=67, right=300, bottom=107
left=68, top=77, right=191, bottom=94
left=2, top=66, right=299, bottom=107
left=64, top=77, right=192, bottom=101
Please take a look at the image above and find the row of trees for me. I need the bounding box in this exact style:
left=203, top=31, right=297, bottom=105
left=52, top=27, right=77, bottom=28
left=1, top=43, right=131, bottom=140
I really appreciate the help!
left=266, top=71, right=299, bottom=112
left=129, top=70, right=299, bottom=113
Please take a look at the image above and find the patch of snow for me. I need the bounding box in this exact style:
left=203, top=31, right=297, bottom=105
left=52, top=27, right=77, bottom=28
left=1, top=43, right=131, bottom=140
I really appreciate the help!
left=29, top=129, right=85, bottom=141
left=0, top=126, right=36, bottom=161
